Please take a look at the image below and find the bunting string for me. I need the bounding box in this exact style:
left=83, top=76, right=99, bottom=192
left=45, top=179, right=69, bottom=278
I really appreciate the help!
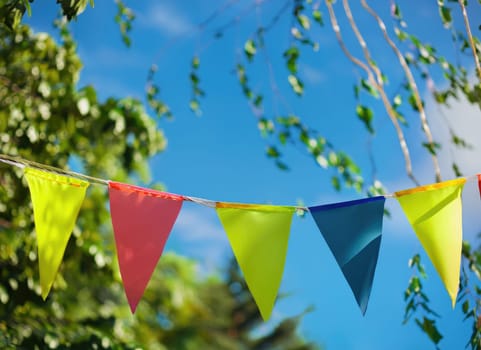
left=2, top=153, right=478, bottom=199
left=0, top=154, right=306, bottom=210
left=1, top=152, right=480, bottom=319
left=0, top=153, right=107, bottom=185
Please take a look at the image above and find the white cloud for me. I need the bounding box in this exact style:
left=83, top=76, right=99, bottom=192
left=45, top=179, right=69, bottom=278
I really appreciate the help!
left=300, top=63, right=326, bottom=85
left=141, top=3, right=194, bottom=36
left=427, top=93, right=481, bottom=177
left=424, top=86, right=481, bottom=239
left=174, top=206, right=225, bottom=242
left=170, top=205, right=231, bottom=273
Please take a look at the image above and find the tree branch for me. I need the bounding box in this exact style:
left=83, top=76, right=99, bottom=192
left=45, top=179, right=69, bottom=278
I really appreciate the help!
left=360, top=0, right=442, bottom=182
left=458, top=0, right=481, bottom=83
left=325, top=0, right=419, bottom=185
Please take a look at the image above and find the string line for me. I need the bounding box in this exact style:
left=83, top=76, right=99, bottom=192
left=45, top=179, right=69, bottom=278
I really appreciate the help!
left=1, top=153, right=478, bottom=212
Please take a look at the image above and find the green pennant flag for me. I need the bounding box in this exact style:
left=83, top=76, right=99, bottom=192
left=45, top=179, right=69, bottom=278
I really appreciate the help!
left=24, top=167, right=89, bottom=299
left=216, top=203, right=295, bottom=321
left=395, top=178, right=465, bottom=307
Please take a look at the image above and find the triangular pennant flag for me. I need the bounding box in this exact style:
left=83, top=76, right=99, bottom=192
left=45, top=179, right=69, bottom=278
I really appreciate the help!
left=216, top=203, right=295, bottom=320
left=108, top=181, right=183, bottom=313
left=309, top=196, right=385, bottom=314
left=395, top=179, right=466, bottom=307
left=24, top=167, right=89, bottom=300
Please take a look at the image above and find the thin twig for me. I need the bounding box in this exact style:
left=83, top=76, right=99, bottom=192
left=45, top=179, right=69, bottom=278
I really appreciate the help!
left=458, top=0, right=481, bottom=83
left=325, top=0, right=419, bottom=185
left=198, top=0, right=240, bottom=30
left=342, top=0, right=383, bottom=84
left=255, top=0, right=293, bottom=115
left=360, top=0, right=442, bottom=182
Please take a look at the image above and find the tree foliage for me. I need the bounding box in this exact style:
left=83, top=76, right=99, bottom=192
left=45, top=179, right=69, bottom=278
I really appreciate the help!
left=0, top=18, right=317, bottom=350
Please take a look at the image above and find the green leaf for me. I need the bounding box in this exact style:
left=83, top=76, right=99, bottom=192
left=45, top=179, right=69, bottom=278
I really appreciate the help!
left=410, top=276, right=421, bottom=293
left=236, top=64, right=247, bottom=84
left=276, top=115, right=300, bottom=127
left=361, top=79, right=379, bottom=98
left=192, top=56, right=200, bottom=69
left=297, top=14, right=310, bottom=30
left=393, top=94, right=402, bottom=107
left=408, top=93, right=423, bottom=111
left=299, top=129, right=309, bottom=144
left=22, top=0, right=32, bottom=16
left=356, top=105, right=374, bottom=134
left=266, top=145, right=280, bottom=158
left=284, top=46, right=300, bottom=74
left=190, top=73, right=199, bottom=84
left=253, top=94, right=263, bottom=107
left=258, top=118, right=274, bottom=135
left=409, top=254, right=420, bottom=268
left=438, top=6, right=452, bottom=28
left=244, top=39, right=256, bottom=61
left=328, top=151, right=338, bottom=166
left=58, top=0, right=89, bottom=20
left=115, top=0, right=135, bottom=47
left=1, top=2, right=25, bottom=30
left=331, top=176, right=341, bottom=191
left=395, top=27, right=408, bottom=41
left=415, top=317, right=443, bottom=344
left=462, top=300, right=469, bottom=314
left=278, top=131, right=289, bottom=144
left=312, top=10, right=323, bottom=25
left=392, top=3, right=402, bottom=19
left=422, top=142, right=441, bottom=155
left=189, top=99, right=200, bottom=114
left=451, top=134, right=472, bottom=149
left=288, top=75, right=304, bottom=95
left=275, top=160, right=289, bottom=171
left=452, top=163, right=462, bottom=177
left=291, top=27, right=302, bottom=39
left=316, top=155, right=328, bottom=168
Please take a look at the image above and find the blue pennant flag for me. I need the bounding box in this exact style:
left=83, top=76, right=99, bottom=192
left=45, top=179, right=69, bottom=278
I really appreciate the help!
left=309, top=196, right=386, bottom=314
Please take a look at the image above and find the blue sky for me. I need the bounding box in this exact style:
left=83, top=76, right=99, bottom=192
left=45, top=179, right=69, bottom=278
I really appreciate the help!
left=27, top=1, right=481, bottom=349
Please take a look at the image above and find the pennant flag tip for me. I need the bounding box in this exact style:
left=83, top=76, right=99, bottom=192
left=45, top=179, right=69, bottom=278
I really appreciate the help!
left=449, top=291, right=457, bottom=309
left=258, top=303, right=275, bottom=321
left=40, top=275, right=54, bottom=301
left=129, top=302, right=139, bottom=314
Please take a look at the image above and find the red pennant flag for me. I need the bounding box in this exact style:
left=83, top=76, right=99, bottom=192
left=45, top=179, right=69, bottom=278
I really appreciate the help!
left=108, top=181, right=183, bottom=312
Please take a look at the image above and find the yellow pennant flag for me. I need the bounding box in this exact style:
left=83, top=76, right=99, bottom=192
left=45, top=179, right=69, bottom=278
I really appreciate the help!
left=395, top=179, right=466, bottom=307
left=216, top=203, right=295, bottom=320
left=24, top=167, right=89, bottom=299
